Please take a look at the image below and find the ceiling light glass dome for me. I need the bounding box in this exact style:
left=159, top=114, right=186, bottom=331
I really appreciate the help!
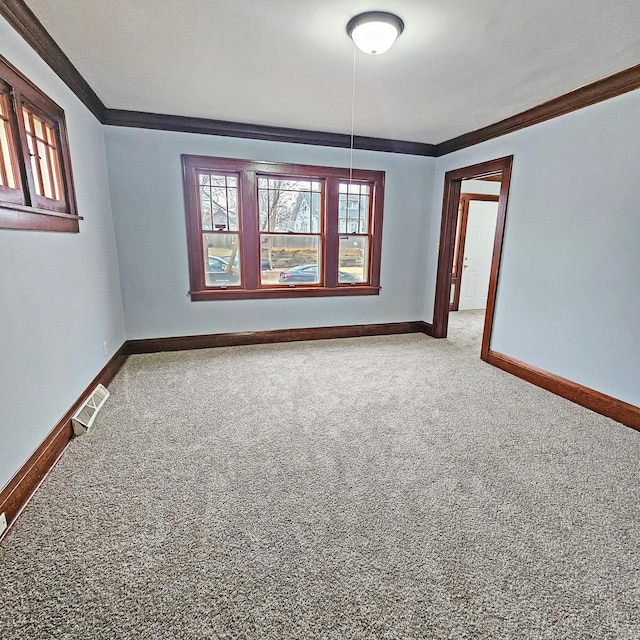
left=347, top=12, right=404, bottom=55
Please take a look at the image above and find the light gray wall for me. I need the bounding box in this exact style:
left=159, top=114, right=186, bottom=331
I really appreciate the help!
left=104, top=127, right=435, bottom=339
left=0, top=17, right=126, bottom=489
left=424, top=89, right=640, bottom=406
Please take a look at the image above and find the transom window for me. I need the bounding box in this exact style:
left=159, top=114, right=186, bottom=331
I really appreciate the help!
left=0, top=54, right=78, bottom=232
left=182, top=155, right=385, bottom=300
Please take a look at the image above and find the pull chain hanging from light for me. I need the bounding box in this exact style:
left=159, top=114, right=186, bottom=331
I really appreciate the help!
left=349, top=40, right=357, bottom=186
left=346, top=11, right=403, bottom=184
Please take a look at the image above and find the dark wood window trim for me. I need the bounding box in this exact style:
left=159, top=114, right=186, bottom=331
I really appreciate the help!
left=0, top=54, right=80, bottom=232
left=182, top=155, right=385, bottom=301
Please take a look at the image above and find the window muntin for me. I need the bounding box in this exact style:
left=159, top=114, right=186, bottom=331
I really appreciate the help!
left=183, top=155, right=384, bottom=300
left=0, top=54, right=78, bottom=232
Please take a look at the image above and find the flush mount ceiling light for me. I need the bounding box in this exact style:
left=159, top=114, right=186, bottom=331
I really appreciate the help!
left=346, top=11, right=404, bottom=55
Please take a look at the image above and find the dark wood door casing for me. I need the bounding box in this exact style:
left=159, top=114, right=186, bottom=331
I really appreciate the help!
left=433, top=157, right=513, bottom=361
left=450, top=198, right=468, bottom=312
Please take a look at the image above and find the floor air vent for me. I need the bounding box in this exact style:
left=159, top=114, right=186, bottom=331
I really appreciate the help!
left=71, top=384, right=110, bottom=436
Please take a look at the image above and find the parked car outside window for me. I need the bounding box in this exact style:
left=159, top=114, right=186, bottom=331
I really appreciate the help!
left=278, top=264, right=360, bottom=284
left=206, top=256, right=239, bottom=285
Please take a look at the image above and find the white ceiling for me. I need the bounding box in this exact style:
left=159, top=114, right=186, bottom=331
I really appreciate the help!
left=24, top=0, right=640, bottom=144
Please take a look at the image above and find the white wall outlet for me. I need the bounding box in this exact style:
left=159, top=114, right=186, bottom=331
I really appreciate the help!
left=0, top=512, right=7, bottom=537
left=103, top=341, right=108, bottom=357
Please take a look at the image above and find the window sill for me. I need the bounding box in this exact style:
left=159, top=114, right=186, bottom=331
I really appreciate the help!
left=190, top=285, right=381, bottom=301
left=0, top=203, right=82, bottom=232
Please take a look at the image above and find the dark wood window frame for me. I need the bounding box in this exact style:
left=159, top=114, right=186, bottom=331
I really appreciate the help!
left=0, top=54, right=79, bottom=233
left=182, top=155, right=385, bottom=301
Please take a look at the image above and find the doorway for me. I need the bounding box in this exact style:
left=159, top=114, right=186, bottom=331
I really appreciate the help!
left=450, top=191, right=500, bottom=312
left=432, top=156, right=513, bottom=361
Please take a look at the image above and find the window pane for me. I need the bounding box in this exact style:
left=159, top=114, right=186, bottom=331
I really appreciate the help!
left=0, top=94, right=18, bottom=189
left=202, top=232, right=241, bottom=287
left=198, top=173, right=238, bottom=231
left=339, top=182, right=370, bottom=234
left=43, top=122, right=62, bottom=200
left=310, top=192, right=320, bottom=232
left=358, top=195, right=370, bottom=233
left=47, top=145, right=62, bottom=200
left=34, top=117, right=44, bottom=140
left=22, top=108, right=65, bottom=202
left=258, top=177, right=322, bottom=233
left=37, top=140, right=53, bottom=199
left=22, top=108, right=31, bottom=132
left=260, top=234, right=320, bottom=285
left=28, top=149, right=43, bottom=196
left=339, top=236, right=368, bottom=283
left=45, top=125, right=56, bottom=145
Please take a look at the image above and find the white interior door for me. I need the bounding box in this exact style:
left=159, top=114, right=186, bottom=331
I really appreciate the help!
left=459, top=200, right=498, bottom=310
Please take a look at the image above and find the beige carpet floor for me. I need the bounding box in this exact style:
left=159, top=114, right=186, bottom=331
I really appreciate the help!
left=1, top=311, right=639, bottom=639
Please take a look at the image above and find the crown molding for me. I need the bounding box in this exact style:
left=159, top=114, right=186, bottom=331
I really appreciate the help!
left=435, top=63, right=640, bottom=156
left=2, top=0, right=639, bottom=157
left=102, top=108, right=437, bottom=155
